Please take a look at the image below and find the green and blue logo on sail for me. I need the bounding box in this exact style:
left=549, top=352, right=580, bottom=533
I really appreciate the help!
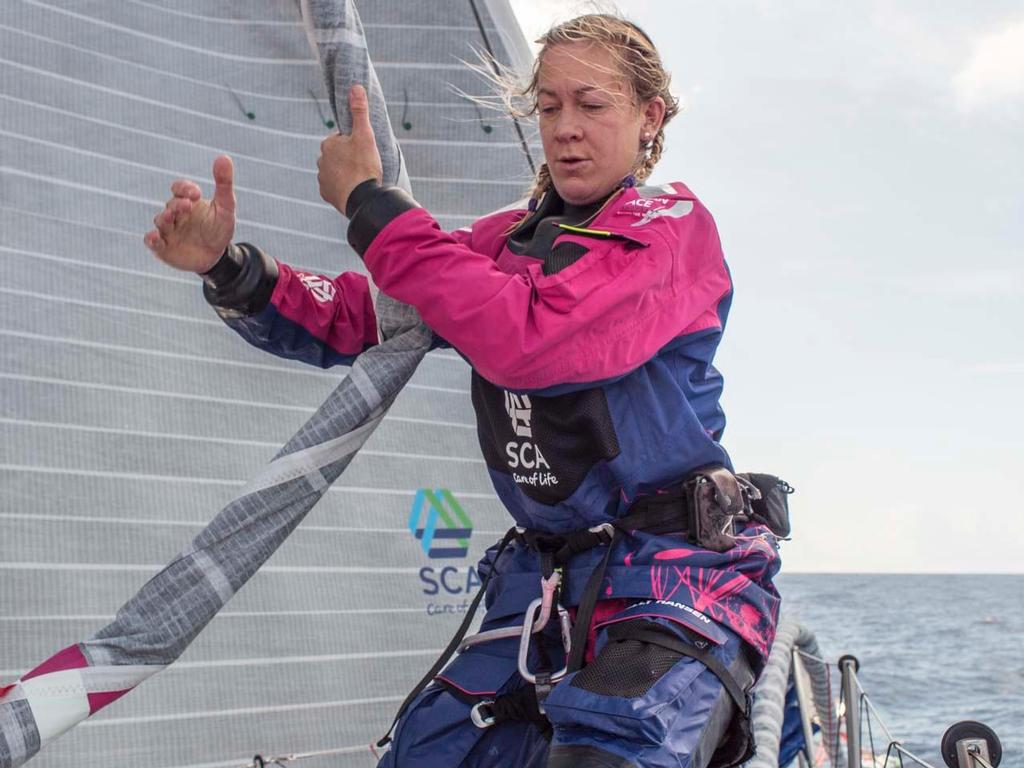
left=408, top=489, right=473, bottom=559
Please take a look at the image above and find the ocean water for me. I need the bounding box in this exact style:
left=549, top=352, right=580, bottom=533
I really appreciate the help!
left=776, top=574, right=1023, bottom=766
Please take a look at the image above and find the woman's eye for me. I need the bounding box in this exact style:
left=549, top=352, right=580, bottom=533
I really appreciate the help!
left=539, top=106, right=558, bottom=116
left=582, top=103, right=605, bottom=112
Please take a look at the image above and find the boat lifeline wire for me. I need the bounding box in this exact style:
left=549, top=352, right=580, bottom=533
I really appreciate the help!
left=832, top=653, right=942, bottom=768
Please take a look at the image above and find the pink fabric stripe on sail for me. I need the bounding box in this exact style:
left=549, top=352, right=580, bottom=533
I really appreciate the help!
left=20, top=645, right=88, bottom=682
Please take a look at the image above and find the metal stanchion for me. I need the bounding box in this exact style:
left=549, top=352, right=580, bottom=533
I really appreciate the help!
left=839, top=655, right=860, bottom=768
left=791, top=650, right=817, bottom=766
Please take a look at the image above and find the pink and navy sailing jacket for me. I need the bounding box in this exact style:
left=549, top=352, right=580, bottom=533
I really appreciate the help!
left=205, top=181, right=780, bottom=657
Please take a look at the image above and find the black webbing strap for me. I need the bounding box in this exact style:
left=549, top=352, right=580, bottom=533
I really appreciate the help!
left=618, top=491, right=696, bottom=535
left=565, top=528, right=621, bottom=672
left=608, top=622, right=751, bottom=717
left=375, top=527, right=517, bottom=750
left=516, top=527, right=611, bottom=568
left=515, top=485, right=698, bottom=572
left=477, top=685, right=551, bottom=730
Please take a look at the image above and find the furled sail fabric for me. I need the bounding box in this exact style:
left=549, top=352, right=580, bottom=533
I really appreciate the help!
left=0, top=1, right=534, bottom=765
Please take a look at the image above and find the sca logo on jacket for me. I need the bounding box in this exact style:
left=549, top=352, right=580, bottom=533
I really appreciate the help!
left=504, top=392, right=558, bottom=488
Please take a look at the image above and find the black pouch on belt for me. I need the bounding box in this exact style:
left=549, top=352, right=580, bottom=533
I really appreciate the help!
left=736, top=472, right=794, bottom=538
left=686, top=467, right=748, bottom=553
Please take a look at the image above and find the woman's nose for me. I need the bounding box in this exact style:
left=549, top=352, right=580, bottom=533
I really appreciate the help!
left=554, top=109, right=583, bottom=142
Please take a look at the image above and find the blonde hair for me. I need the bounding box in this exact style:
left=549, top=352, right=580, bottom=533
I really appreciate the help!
left=520, top=14, right=681, bottom=204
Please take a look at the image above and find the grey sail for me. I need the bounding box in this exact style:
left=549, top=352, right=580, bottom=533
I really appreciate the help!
left=0, top=1, right=534, bottom=766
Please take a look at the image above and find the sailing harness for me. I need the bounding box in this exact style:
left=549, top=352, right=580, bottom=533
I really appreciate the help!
left=375, top=468, right=793, bottom=755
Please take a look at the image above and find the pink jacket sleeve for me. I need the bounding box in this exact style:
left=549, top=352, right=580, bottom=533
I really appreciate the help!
left=270, top=263, right=378, bottom=353
left=361, top=202, right=732, bottom=391
left=222, top=262, right=378, bottom=369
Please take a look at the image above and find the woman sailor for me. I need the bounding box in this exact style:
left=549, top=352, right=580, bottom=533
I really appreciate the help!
left=145, top=14, right=782, bottom=768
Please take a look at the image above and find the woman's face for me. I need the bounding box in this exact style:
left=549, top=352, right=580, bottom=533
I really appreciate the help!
left=536, top=42, right=665, bottom=205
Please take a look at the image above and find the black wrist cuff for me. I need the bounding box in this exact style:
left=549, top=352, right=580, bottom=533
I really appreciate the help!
left=200, top=244, right=244, bottom=289
left=346, top=178, right=383, bottom=219
left=202, top=242, right=279, bottom=318
left=346, top=184, right=420, bottom=257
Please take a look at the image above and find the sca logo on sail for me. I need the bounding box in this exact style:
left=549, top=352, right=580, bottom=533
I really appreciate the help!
left=408, top=489, right=481, bottom=614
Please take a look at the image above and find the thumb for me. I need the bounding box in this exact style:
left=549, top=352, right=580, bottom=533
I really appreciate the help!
left=211, top=154, right=236, bottom=215
left=348, top=84, right=374, bottom=139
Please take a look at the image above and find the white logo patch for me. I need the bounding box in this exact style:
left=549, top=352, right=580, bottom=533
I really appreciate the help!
left=298, top=273, right=336, bottom=303
left=503, top=391, right=557, bottom=485
left=504, top=392, right=533, bottom=437
left=633, top=598, right=713, bottom=624
left=630, top=200, right=694, bottom=227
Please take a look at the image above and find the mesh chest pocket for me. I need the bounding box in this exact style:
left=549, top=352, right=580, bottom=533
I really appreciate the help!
left=543, top=241, right=590, bottom=275
left=570, top=630, right=686, bottom=698
left=571, top=616, right=721, bottom=699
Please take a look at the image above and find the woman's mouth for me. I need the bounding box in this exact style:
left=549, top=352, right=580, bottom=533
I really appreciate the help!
left=557, top=157, right=589, bottom=170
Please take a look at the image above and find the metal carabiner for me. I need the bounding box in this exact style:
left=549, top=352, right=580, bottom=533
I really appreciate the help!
left=458, top=571, right=562, bottom=652
left=517, top=597, right=573, bottom=685
left=470, top=700, right=496, bottom=729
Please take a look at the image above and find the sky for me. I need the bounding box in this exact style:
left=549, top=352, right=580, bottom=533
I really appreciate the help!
left=509, top=1, right=1024, bottom=573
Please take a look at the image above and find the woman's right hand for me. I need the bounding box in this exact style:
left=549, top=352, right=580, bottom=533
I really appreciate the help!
left=144, top=154, right=236, bottom=273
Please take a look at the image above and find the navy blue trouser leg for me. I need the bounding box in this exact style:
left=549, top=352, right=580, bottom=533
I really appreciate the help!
left=543, top=617, right=752, bottom=768
left=376, top=626, right=553, bottom=768
left=378, top=613, right=752, bottom=767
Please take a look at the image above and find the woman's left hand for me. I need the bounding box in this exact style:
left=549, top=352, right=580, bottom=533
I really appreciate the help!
left=317, top=84, right=384, bottom=215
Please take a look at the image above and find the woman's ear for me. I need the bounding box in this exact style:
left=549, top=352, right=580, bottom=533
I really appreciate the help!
left=643, top=96, right=667, bottom=138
